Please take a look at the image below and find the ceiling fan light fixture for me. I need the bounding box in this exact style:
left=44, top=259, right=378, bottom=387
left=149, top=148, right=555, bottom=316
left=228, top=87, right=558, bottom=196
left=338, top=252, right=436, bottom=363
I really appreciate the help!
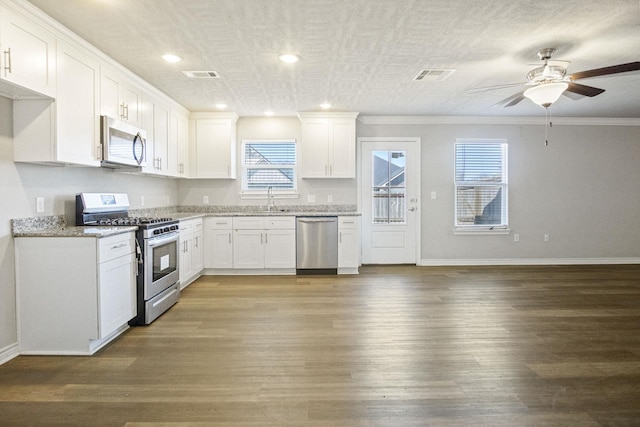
left=524, top=82, right=568, bottom=108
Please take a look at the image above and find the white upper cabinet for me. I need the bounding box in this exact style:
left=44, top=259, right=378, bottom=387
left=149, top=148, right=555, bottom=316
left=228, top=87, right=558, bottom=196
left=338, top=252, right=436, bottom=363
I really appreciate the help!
left=100, top=65, right=142, bottom=127
left=298, top=112, right=359, bottom=178
left=189, top=112, right=239, bottom=179
left=55, top=39, right=100, bottom=166
left=168, top=108, right=189, bottom=177
left=0, top=5, right=56, bottom=98
left=13, top=39, right=100, bottom=166
left=141, top=94, right=170, bottom=175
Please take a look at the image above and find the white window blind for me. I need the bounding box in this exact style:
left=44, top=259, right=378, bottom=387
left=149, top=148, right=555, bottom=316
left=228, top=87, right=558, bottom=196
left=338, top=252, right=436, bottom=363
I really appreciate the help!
left=242, top=140, right=296, bottom=191
left=454, top=141, right=507, bottom=228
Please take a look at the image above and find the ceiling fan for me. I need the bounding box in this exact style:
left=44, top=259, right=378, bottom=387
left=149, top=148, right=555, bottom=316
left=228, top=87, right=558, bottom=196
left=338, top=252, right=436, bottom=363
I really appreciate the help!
left=469, top=48, right=640, bottom=108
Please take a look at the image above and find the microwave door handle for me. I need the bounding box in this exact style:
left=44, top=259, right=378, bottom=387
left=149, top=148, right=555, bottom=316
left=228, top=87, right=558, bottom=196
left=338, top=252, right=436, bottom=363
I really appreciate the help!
left=133, top=132, right=145, bottom=165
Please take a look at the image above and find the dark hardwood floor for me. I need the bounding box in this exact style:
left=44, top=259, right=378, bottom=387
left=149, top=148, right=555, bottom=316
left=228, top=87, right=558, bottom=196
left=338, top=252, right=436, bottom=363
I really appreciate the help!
left=1, top=265, right=640, bottom=426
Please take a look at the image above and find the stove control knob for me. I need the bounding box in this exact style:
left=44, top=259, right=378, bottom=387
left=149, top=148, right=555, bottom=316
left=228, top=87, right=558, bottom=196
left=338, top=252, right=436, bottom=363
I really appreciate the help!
left=154, top=229, right=161, bottom=235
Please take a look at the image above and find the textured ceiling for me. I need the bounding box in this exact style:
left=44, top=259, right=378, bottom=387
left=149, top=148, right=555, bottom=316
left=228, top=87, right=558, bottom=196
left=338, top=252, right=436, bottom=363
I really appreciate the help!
left=26, top=0, right=640, bottom=117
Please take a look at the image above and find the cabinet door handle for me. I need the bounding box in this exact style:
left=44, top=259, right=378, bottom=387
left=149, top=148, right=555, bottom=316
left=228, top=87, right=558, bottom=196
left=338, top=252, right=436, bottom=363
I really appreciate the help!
left=265, top=232, right=268, bottom=245
left=111, top=243, right=127, bottom=249
left=228, top=232, right=231, bottom=244
left=339, top=231, right=342, bottom=244
left=4, top=48, right=12, bottom=73
left=329, top=164, right=332, bottom=175
left=123, top=103, right=129, bottom=120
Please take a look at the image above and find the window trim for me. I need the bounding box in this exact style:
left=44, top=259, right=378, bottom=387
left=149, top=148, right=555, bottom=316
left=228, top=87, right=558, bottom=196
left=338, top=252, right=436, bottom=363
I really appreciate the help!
left=240, top=139, right=298, bottom=197
left=453, top=138, right=509, bottom=233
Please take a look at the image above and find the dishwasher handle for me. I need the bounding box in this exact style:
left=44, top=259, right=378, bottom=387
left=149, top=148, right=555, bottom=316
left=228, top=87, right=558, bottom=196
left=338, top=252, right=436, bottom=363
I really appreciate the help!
left=297, top=217, right=337, bottom=223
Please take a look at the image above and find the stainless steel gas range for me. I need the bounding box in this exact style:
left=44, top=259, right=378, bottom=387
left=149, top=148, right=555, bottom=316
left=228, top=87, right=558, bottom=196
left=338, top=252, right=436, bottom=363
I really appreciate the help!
left=76, top=193, right=180, bottom=325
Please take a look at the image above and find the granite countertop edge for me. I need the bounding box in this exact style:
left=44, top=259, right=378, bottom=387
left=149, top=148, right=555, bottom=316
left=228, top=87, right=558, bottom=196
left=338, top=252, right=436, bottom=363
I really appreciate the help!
left=12, top=225, right=138, bottom=238
left=12, top=207, right=361, bottom=237
left=171, top=211, right=361, bottom=221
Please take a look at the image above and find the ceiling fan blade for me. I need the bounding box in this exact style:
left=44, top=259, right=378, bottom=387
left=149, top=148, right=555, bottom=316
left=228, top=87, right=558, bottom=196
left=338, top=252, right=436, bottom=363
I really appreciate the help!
left=468, top=82, right=524, bottom=94
left=493, top=91, right=525, bottom=107
left=565, top=82, right=605, bottom=97
left=569, top=61, right=640, bottom=80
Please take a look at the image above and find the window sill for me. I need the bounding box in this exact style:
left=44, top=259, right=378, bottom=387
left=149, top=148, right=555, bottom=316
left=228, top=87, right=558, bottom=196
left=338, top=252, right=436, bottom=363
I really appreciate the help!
left=240, top=192, right=299, bottom=200
left=454, top=227, right=511, bottom=236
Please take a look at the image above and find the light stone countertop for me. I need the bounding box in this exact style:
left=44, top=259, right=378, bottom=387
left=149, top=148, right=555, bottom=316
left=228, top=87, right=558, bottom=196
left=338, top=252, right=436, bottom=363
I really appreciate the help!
left=12, top=206, right=361, bottom=237
left=12, top=225, right=138, bottom=238
left=168, top=211, right=361, bottom=221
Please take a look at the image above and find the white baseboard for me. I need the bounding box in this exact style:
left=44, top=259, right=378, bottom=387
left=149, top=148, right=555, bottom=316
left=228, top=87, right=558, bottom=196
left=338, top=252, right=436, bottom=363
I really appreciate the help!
left=0, top=342, right=19, bottom=365
left=419, top=257, right=640, bottom=266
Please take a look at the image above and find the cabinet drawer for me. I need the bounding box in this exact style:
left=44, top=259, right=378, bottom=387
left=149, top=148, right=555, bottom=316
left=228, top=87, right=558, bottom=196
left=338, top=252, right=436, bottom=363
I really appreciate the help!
left=266, top=216, right=295, bottom=229
left=338, top=217, right=359, bottom=229
left=99, top=233, right=134, bottom=263
left=179, top=220, right=193, bottom=233
left=233, top=216, right=265, bottom=230
left=206, top=217, right=232, bottom=230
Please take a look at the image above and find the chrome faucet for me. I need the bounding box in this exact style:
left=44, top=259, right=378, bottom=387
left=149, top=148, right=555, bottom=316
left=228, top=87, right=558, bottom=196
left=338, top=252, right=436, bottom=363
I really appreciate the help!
left=267, top=186, right=275, bottom=211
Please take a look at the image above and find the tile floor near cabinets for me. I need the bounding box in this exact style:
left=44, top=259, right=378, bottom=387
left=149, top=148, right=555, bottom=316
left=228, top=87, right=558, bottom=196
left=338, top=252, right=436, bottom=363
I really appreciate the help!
left=1, top=265, right=640, bottom=425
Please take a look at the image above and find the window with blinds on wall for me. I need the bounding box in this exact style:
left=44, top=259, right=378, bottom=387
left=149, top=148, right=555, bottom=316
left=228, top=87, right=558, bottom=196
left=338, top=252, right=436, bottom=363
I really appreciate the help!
left=242, top=140, right=297, bottom=192
left=454, top=140, right=508, bottom=228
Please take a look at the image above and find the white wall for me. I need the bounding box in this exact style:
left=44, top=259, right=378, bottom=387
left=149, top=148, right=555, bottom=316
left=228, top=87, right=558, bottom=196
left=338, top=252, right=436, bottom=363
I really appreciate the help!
left=358, top=119, right=640, bottom=263
left=178, top=116, right=357, bottom=207
left=0, top=98, right=179, bottom=354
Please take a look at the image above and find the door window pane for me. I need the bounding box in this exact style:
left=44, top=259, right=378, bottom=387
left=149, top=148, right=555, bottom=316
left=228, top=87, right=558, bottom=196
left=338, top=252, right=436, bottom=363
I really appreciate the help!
left=372, top=151, right=406, bottom=224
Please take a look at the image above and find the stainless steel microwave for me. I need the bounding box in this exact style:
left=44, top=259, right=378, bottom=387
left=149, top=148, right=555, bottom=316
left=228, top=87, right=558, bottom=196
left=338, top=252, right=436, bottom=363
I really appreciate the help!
left=100, top=115, right=146, bottom=168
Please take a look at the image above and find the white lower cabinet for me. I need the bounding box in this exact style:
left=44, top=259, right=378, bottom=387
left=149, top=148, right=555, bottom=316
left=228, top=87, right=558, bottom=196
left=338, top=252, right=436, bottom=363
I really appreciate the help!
left=14, top=232, right=136, bottom=355
left=338, top=216, right=361, bottom=274
left=179, top=218, right=204, bottom=288
left=204, top=217, right=233, bottom=269
left=231, top=216, right=296, bottom=271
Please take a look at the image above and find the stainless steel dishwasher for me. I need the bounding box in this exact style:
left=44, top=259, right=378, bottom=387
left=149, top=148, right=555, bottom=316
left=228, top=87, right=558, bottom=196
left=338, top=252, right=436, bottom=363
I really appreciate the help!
left=296, top=216, right=338, bottom=274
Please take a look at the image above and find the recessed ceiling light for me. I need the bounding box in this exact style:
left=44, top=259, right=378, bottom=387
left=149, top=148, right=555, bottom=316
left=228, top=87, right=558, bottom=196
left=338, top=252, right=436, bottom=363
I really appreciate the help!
left=161, top=54, right=182, bottom=63
left=278, top=53, right=301, bottom=64
left=264, top=111, right=275, bottom=116
left=215, top=103, right=227, bottom=110
left=320, top=103, right=331, bottom=109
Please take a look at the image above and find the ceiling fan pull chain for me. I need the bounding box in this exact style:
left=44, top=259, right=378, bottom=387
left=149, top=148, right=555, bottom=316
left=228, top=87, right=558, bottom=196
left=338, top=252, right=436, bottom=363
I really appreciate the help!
left=544, top=107, right=549, bottom=146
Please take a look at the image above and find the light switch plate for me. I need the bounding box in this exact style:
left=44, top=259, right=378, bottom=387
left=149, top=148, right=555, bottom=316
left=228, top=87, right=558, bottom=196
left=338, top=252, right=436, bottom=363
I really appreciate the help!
left=308, top=195, right=316, bottom=203
left=36, top=197, right=44, bottom=213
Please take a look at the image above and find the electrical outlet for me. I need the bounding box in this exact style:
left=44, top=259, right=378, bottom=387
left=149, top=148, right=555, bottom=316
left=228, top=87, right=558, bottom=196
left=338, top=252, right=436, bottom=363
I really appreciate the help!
left=203, top=196, right=210, bottom=204
left=431, top=191, right=437, bottom=200
left=36, top=197, right=44, bottom=213
left=327, top=195, right=333, bottom=203
left=140, top=196, right=145, bottom=206
left=544, top=234, right=550, bottom=242
left=514, top=233, right=520, bottom=242
left=308, top=195, right=316, bottom=203
left=165, top=196, right=170, bottom=205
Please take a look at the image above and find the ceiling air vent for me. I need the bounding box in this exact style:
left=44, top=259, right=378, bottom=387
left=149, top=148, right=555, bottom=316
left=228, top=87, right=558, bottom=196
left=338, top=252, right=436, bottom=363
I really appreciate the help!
left=182, top=70, right=221, bottom=79
left=413, top=69, right=455, bottom=82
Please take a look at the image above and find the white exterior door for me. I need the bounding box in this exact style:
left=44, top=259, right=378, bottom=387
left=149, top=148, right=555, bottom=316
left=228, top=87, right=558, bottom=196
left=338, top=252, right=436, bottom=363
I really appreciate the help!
left=360, top=138, right=420, bottom=264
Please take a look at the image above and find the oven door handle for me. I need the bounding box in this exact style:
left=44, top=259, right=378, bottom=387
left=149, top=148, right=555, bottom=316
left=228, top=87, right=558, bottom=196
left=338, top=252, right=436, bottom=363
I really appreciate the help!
left=147, top=231, right=179, bottom=247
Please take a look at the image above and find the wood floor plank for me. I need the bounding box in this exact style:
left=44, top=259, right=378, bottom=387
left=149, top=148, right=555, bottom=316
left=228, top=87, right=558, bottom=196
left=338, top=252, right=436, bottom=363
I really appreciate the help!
left=1, top=265, right=639, bottom=425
